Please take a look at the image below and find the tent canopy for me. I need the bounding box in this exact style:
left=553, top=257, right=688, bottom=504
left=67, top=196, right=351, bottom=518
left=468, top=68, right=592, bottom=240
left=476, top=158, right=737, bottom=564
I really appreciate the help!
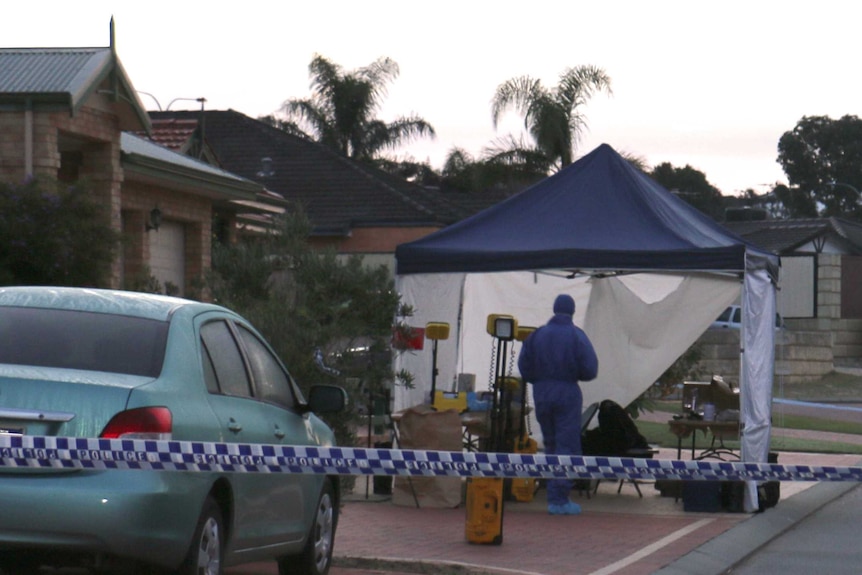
left=396, top=143, right=776, bottom=277
left=394, top=144, right=778, bottom=511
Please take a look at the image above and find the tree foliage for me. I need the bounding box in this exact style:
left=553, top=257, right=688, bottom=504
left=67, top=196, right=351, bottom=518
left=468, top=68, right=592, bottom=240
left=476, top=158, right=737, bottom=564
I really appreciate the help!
left=0, top=178, right=120, bottom=287
left=490, top=65, right=612, bottom=170
left=733, top=186, right=796, bottom=220
left=279, top=54, right=436, bottom=164
left=207, top=209, right=403, bottom=447
left=776, top=115, right=862, bottom=220
left=440, top=143, right=549, bottom=194
left=650, top=162, right=726, bottom=221
left=374, top=156, right=442, bottom=188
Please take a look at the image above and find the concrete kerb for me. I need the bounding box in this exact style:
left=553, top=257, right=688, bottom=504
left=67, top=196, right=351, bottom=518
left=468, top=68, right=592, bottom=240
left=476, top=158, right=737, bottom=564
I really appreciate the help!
left=653, top=459, right=862, bottom=575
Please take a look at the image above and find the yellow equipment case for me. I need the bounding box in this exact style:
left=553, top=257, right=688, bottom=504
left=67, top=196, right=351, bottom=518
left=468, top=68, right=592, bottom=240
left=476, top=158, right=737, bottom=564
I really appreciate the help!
left=465, top=477, right=504, bottom=545
left=432, top=390, right=468, bottom=413
left=508, top=435, right=538, bottom=502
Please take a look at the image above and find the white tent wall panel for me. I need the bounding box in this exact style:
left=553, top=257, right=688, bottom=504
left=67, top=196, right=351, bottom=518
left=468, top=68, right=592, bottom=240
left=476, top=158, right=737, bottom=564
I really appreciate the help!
left=740, top=255, right=778, bottom=511
left=395, top=272, right=466, bottom=411
left=394, top=270, right=741, bottom=426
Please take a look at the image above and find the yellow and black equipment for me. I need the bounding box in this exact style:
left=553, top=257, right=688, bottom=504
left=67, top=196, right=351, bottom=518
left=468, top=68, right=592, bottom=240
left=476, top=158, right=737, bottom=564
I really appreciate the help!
left=466, top=314, right=521, bottom=545
left=426, top=322, right=469, bottom=412
left=509, top=434, right=539, bottom=503
left=485, top=315, right=517, bottom=451
left=507, top=325, right=538, bottom=502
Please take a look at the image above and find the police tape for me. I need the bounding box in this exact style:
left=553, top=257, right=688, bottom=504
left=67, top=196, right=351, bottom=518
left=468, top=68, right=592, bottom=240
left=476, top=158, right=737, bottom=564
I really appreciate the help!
left=1, top=434, right=861, bottom=483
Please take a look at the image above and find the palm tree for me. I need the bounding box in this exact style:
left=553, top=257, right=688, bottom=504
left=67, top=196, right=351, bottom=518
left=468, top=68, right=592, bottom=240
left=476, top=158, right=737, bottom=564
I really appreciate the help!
left=490, top=65, right=612, bottom=168
left=440, top=141, right=550, bottom=194
left=280, top=54, right=436, bottom=163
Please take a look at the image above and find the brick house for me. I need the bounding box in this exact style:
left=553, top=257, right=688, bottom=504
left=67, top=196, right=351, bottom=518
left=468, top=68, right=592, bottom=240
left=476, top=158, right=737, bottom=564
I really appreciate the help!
left=0, top=40, right=264, bottom=296
left=698, top=217, right=862, bottom=384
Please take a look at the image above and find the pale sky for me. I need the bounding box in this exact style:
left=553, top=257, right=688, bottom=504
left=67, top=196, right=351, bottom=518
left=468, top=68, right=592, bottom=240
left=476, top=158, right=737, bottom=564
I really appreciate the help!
left=4, top=1, right=862, bottom=196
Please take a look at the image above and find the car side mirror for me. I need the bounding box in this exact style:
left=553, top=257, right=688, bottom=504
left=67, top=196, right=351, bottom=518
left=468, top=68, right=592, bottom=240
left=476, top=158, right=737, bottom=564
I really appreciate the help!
left=307, top=384, right=348, bottom=414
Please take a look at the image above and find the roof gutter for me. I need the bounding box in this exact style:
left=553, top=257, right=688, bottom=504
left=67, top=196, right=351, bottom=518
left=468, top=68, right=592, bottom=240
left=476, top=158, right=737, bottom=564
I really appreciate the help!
left=121, top=152, right=261, bottom=201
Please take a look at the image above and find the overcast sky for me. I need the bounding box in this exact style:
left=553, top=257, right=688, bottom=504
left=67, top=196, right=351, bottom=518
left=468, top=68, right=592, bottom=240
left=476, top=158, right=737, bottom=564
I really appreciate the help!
left=4, top=1, right=862, bottom=196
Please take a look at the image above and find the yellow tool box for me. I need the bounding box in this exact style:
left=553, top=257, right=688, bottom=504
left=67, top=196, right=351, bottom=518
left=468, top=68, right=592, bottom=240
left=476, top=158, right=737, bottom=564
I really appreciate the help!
left=433, top=390, right=468, bottom=413
left=465, top=477, right=504, bottom=545
left=509, top=435, right=538, bottom=502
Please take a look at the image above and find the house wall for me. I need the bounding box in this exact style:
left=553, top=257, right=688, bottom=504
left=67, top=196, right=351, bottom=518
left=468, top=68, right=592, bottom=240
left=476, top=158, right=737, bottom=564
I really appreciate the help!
left=309, top=226, right=442, bottom=276
left=0, top=104, right=124, bottom=284
left=784, top=253, right=862, bottom=365
left=121, top=181, right=211, bottom=296
left=696, top=329, right=834, bottom=387
left=694, top=253, right=862, bottom=386
left=309, top=226, right=441, bottom=254
left=1, top=98, right=213, bottom=297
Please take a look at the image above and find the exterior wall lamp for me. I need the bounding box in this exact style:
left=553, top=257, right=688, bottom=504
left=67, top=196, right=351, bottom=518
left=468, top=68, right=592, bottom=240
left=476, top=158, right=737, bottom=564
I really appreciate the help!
left=146, top=207, right=162, bottom=232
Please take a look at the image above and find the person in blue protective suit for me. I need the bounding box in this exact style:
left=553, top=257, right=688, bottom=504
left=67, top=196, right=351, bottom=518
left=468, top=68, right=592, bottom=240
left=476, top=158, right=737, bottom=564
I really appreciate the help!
left=518, top=293, right=599, bottom=515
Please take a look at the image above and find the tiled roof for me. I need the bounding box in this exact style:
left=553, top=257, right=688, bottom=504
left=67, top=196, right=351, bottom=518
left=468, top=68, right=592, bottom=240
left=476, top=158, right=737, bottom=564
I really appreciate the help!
left=148, top=110, right=474, bottom=235
left=724, top=217, right=862, bottom=255
left=146, top=117, right=198, bottom=151
left=438, top=185, right=523, bottom=217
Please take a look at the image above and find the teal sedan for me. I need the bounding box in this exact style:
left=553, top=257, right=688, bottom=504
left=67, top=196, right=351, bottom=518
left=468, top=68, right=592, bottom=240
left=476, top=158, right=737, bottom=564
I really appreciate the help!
left=0, top=287, right=347, bottom=575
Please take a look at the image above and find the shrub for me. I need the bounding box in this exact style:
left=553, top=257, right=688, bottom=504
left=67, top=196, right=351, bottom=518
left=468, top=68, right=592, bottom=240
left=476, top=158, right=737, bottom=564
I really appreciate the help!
left=207, top=210, right=404, bottom=456
left=0, top=178, right=119, bottom=287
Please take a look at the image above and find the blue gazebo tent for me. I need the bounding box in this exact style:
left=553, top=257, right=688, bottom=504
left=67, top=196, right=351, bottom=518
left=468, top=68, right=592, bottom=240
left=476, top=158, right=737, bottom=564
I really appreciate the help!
left=395, top=144, right=778, bottom=512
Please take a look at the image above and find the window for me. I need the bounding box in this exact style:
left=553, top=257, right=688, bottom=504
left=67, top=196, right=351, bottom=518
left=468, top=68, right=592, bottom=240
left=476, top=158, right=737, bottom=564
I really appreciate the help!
left=200, top=321, right=252, bottom=398
left=0, top=307, right=167, bottom=377
left=235, top=325, right=295, bottom=409
left=200, top=343, right=220, bottom=394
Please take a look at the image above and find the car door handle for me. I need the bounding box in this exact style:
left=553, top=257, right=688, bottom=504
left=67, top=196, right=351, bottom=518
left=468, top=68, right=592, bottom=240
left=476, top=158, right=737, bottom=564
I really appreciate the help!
left=273, top=426, right=285, bottom=439
left=228, top=418, right=242, bottom=433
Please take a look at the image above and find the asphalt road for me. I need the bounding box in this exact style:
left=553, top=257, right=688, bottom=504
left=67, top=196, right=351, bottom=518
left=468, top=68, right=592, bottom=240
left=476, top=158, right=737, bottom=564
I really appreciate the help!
left=728, top=483, right=862, bottom=574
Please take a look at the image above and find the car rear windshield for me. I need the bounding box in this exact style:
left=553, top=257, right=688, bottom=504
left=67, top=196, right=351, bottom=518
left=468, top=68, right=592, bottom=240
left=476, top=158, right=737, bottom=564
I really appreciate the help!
left=0, top=307, right=169, bottom=377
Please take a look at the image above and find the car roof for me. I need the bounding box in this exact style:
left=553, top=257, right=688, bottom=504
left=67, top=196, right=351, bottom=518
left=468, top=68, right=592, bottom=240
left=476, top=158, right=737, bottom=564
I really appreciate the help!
left=0, top=286, right=224, bottom=321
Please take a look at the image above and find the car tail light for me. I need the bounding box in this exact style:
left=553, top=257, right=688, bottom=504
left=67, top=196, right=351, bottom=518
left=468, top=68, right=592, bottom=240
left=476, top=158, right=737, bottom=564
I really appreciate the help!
left=100, top=407, right=172, bottom=440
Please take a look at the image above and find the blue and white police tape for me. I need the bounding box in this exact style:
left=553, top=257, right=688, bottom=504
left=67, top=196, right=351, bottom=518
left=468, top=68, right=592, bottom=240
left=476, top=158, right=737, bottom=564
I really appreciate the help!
left=1, top=435, right=861, bottom=483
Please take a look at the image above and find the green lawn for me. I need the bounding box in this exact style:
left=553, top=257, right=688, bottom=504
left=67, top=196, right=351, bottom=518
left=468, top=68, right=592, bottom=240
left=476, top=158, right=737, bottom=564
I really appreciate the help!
left=770, top=412, right=862, bottom=435
left=636, top=419, right=862, bottom=455
left=639, top=399, right=862, bottom=455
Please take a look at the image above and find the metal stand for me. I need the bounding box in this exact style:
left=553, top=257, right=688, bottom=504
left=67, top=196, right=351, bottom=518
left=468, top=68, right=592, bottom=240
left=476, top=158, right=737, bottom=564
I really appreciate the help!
left=488, top=336, right=512, bottom=453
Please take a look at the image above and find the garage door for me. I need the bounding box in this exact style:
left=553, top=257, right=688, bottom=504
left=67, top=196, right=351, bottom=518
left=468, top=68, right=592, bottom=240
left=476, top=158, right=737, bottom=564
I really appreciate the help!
left=148, top=221, right=185, bottom=296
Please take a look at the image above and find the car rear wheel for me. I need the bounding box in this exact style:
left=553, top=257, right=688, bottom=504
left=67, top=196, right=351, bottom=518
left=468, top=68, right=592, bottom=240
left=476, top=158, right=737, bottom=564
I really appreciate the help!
left=277, top=480, right=337, bottom=575
left=176, top=496, right=223, bottom=575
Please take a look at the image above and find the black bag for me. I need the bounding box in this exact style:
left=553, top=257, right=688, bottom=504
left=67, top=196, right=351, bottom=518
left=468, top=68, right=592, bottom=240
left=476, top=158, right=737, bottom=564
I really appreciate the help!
left=721, top=481, right=746, bottom=512
left=757, top=482, right=780, bottom=511
left=582, top=400, right=649, bottom=456
left=718, top=479, right=780, bottom=513
left=757, top=452, right=781, bottom=511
